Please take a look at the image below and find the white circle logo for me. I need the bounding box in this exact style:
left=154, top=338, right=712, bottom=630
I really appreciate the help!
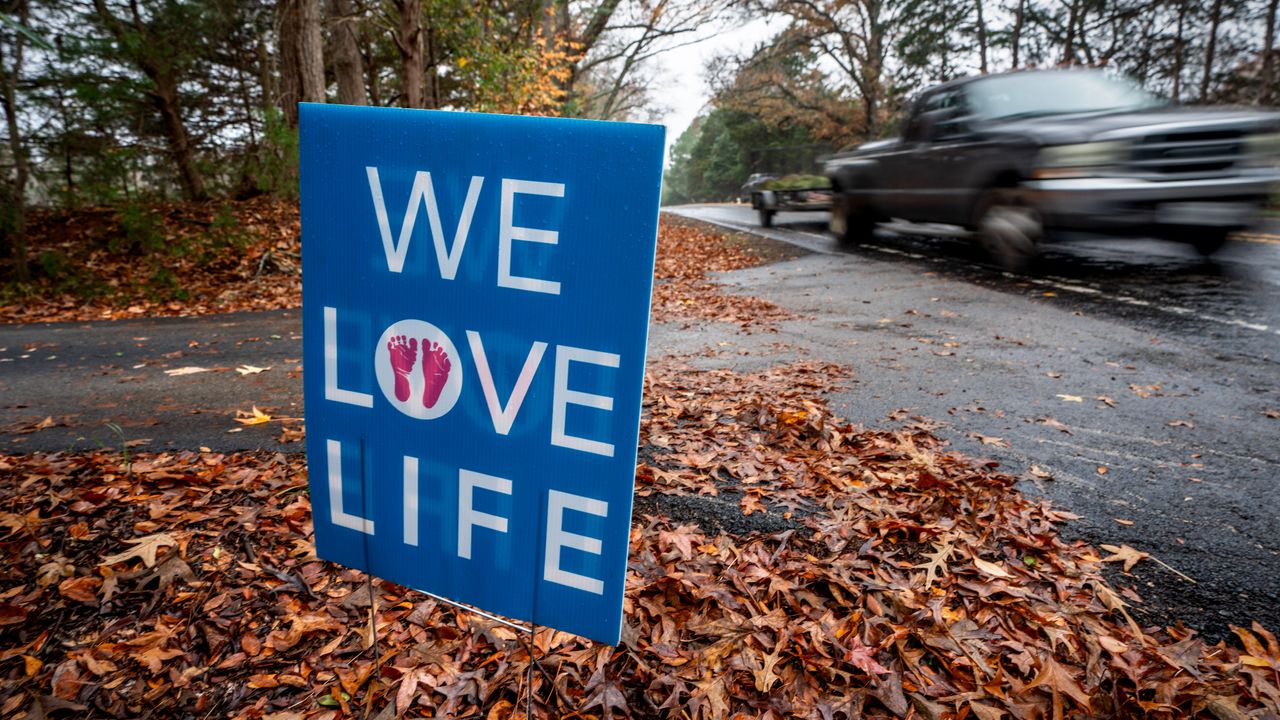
left=374, top=319, right=463, bottom=419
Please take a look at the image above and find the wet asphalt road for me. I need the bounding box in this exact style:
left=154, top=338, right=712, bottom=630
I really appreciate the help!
left=0, top=310, right=306, bottom=453
left=1, top=205, right=1278, bottom=639
left=665, top=203, right=1280, bottom=640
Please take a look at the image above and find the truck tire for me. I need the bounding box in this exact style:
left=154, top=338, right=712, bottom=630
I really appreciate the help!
left=829, top=194, right=875, bottom=246
left=759, top=208, right=774, bottom=228
left=1189, top=229, right=1230, bottom=256
left=975, top=189, right=1042, bottom=272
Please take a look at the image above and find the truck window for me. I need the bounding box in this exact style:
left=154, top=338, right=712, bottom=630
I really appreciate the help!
left=902, top=96, right=932, bottom=143
left=905, top=89, right=967, bottom=143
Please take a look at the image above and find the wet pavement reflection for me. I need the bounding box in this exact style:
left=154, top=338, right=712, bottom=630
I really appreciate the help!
left=680, top=205, right=1280, bottom=359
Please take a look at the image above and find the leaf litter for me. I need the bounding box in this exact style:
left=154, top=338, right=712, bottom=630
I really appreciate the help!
left=0, top=217, right=1276, bottom=718
left=0, top=198, right=300, bottom=324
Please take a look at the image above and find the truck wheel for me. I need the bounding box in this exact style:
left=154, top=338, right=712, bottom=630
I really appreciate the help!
left=759, top=209, right=774, bottom=228
left=1189, top=229, right=1230, bottom=256
left=829, top=195, right=875, bottom=246
left=975, top=189, right=1042, bottom=272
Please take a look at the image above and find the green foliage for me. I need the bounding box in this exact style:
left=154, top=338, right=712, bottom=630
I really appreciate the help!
left=208, top=205, right=248, bottom=249
left=113, top=203, right=169, bottom=255
left=663, top=108, right=817, bottom=205
left=256, top=107, right=299, bottom=199
left=9, top=249, right=106, bottom=300
left=762, top=174, right=831, bottom=190
left=35, top=249, right=68, bottom=278
left=196, top=204, right=249, bottom=267
left=146, top=266, right=188, bottom=301
left=72, top=148, right=141, bottom=206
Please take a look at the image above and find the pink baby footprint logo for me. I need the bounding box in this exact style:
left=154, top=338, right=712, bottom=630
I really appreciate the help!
left=374, top=319, right=463, bottom=420
left=387, top=336, right=417, bottom=402
left=420, top=340, right=451, bottom=409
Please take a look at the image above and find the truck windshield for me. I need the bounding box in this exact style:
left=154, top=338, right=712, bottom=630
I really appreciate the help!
left=967, top=71, right=1164, bottom=120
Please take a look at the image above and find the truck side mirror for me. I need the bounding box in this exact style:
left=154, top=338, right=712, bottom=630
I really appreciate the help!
left=936, top=115, right=971, bottom=139
left=914, top=112, right=940, bottom=143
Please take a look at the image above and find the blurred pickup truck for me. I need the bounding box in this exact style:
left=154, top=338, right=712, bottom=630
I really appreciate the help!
left=825, top=69, right=1280, bottom=268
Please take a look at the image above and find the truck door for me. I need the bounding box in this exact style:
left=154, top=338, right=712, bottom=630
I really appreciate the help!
left=874, top=95, right=932, bottom=219
left=900, top=89, right=985, bottom=225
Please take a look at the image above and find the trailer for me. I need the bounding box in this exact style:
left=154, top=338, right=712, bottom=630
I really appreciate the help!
left=748, top=174, right=833, bottom=228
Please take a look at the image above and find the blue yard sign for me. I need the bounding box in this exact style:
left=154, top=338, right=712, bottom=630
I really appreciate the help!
left=299, top=104, right=663, bottom=645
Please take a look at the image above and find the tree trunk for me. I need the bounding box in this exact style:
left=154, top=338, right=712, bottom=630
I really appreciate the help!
left=975, top=0, right=988, bottom=74
left=92, top=0, right=207, bottom=200
left=1172, top=0, right=1186, bottom=101
left=424, top=17, right=439, bottom=108
left=1062, top=0, right=1080, bottom=64
left=0, top=0, right=30, bottom=282
left=279, top=0, right=326, bottom=124
left=150, top=70, right=208, bottom=200
left=299, top=0, right=326, bottom=102
left=393, top=0, right=423, bottom=108
left=48, top=84, right=76, bottom=207
left=863, top=28, right=883, bottom=138
left=329, top=0, right=366, bottom=105
left=1199, top=0, right=1224, bottom=102
left=1262, top=0, right=1278, bottom=105
left=567, top=0, right=622, bottom=93
left=278, top=0, right=301, bottom=123
left=1130, top=11, right=1158, bottom=84
left=365, top=34, right=382, bottom=106
left=1011, top=0, right=1025, bottom=68
left=258, top=31, right=277, bottom=114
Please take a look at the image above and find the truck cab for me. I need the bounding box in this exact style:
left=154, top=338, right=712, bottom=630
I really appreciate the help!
left=825, top=69, right=1280, bottom=268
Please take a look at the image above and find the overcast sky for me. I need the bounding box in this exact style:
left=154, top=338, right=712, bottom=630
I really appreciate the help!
left=651, top=15, right=785, bottom=165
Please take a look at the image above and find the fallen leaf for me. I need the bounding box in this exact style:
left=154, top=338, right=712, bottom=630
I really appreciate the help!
left=1056, top=394, right=1083, bottom=402
left=51, top=659, right=85, bottom=701
left=131, top=644, right=183, bottom=673
left=844, top=635, right=890, bottom=675
left=1129, top=384, right=1162, bottom=398
left=1038, top=417, right=1071, bottom=434
left=236, top=365, right=271, bottom=375
left=100, top=532, right=179, bottom=568
left=164, top=367, right=211, bottom=377
left=58, top=576, right=102, bottom=603
left=1024, top=655, right=1091, bottom=712
left=914, top=538, right=955, bottom=589
left=266, top=612, right=343, bottom=652
left=1029, top=465, right=1053, bottom=479
left=740, top=494, right=766, bottom=516
left=752, top=649, right=784, bottom=692
left=1100, top=544, right=1149, bottom=572
left=1167, top=419, right=1195, bottom=428
left=1198, top=695, right=1250, bottom=720
left=1097, top=635, right=1129, bottom=654
left=22, top=655, right=42, bottom=677
left=970, top=433, right=1008, bottom=447
left=0, top=604, right=28, bottom=625
left=974, top=558, right=1013, bottom=579
left=970, top=701, right=1006, bottom=720
left=247, top=674, right=279, bottom=688
left=234, top=406, right=272, bottom=425
left=1114, top=518, right=1134, bottom=526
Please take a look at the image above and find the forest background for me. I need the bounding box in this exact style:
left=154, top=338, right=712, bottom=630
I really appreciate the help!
left=1, top=0, right=1277, bottom=286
